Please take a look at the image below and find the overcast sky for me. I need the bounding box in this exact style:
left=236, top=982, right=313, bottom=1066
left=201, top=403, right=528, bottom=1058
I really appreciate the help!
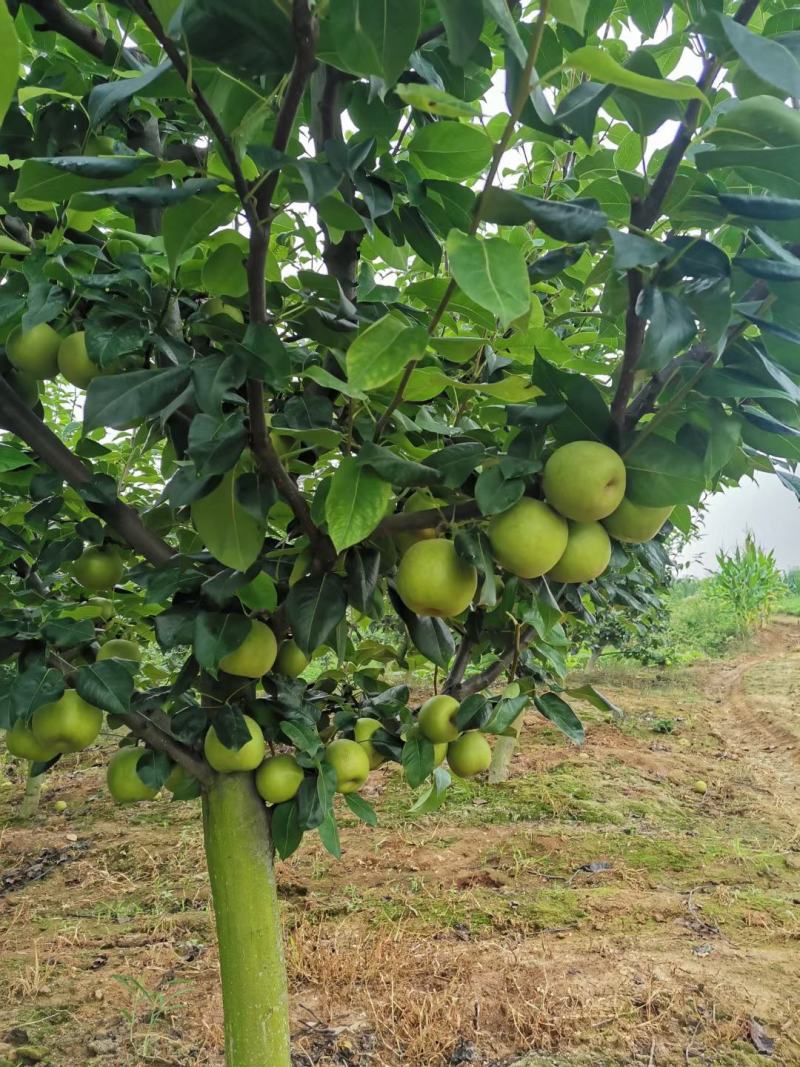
left=679, top=476, right=800, bottom=576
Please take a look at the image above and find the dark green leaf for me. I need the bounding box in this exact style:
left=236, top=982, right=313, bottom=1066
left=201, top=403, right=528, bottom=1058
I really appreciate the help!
left=433, top=0, right=483, bottom=64
left=136, top=749, right=173, bottom=791
left=12, top=667, right=65, bottom=722
left=84, top=366, right=191, bottom=432
left=718, top=14, right=800, bottom=100
left=318, top=810, right=342, bottom=858
left=193, top=612, right=251, bottom=676
left=719, top=193, right=800, bottom=220
left=625, top=436, right=707, bottom=507
left=344, top=792, right=378, bottom=826
left=402, top=734, right=435, bottom=788
left=533, top=692, right=584, bottom=744
left=286, top=574, right=347, bottom=655
left=88, top=61, right=174, bottom=125
left=424, top=442, right=485, bottom=487
left=271, top=800, right=303, bottom=858
left=345, top=548, right=381, bottom=614
left=474, top=466, right=525, bottom=516
left=482, top=190, right=607, bottom=242
left=640, top=290, right=697, bottom=371
left=42, top=617, right=95, bottom=649
left=356, top=442, right=439, bottom=488
left=74, top=661, right=133, bottom=717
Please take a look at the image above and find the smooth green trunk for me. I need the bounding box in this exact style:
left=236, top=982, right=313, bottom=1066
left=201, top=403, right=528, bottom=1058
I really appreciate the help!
left=203, top=773, right=290, bottom=1067
left=19, top=765, right=43, bottom=821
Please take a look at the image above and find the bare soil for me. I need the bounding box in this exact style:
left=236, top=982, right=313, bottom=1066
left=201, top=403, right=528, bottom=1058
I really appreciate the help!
left=1, top=621, right=799, bottom=1066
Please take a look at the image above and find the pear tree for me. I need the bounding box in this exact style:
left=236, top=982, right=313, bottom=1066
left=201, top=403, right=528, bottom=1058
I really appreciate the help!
left=1, top=0, right=799, bottom=1063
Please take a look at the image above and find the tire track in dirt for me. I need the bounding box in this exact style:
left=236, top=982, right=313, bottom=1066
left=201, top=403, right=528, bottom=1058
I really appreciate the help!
left=706, top=618, right=800, bottom=806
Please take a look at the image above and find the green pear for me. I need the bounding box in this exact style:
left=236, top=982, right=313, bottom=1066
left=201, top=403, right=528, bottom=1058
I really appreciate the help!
left=395, top=539, right=477, bottom=618
left=354, top=717, right=387, bottom=770
left=96, top=638, right=140, bottom=663
left=6, top=719, right=61, bottom=762
left=31, top=690, right=103, bottom=753
left=255, top=754, right=305, bottom=804
left=204, top=714, right=266, bottom=773
left=219, top=621, right=277, bottom=679
left=543, top=441, right=626, bottom=522
left=324, top=738, right=370, bottom=793
left=488, top=497, right=568, bottom=578
left=58, top=331, right=100, bottom=389
left=274, top=639, right=309, bottom=678
left=548, top=522, right=611, bottom=584
left=6, top=323, right=61, bottom=380
left=107, top=747, right=158, bottom=804
left=447, top=731, right=492, bottom=778
left=603, top=497, right=673, bottom=544
left=418, top=694, right=461, bottom=743
left=72, top=546, right=124, bottom=591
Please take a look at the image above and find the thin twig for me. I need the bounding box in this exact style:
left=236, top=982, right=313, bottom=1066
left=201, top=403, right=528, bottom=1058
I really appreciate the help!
left=450, top=625, right=536, bottom=701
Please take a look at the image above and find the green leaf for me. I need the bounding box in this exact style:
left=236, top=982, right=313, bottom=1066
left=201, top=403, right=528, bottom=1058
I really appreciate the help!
left=389, top=588, right=455, bottom=667
left=344, top=792, right=378, bottom=826
left=190, top=470, right=266, bottom=571
left=133, top=750, right=172, bottom=791
left=408, top=123, right=493, bottom=181
left=402, top=734, right=435, bottom=789
left=42, top=617, right=95, bottom=649
left=608, top=230, right=669, bottom=270
left=70, top=178, right=221, bottom=213
left=474, top=466, right=525, bottom=516
left=718, top=193, right=800, bottom=220
left=433, top=0, right=483, bottom=65
left=482, top=189, right=607, bottom=242
left=237, top=572, right=278, bottom=613
left=271, top=800, right=303, bottom=858
left=324, top=0, right=421, bottom=86
left=551, top=0, right=590, bottom=34
left=345, top=548, right=381, bottom=614
left=408, top=766, right=451, bottom=815
left=0, top=1, right=19, bottom=129
left=346, top=315, right=427, bottom=392
left=285, top=573, right=347, bottom=655
left=625, top=436, right=706, bottom=507
left=85, top=317, right=148, bottom=370
left=566, top=684, right=623, bottom=720
left=193, top=612, right=251, bottom=675
left=425, top=442, right=485, bottom=488
left=356, top=443, right=439, bottom=488
left=446, top=231, right=530, bottom=329
left=318, top=810, right=342, bottom=859
left=325, top=457, right=392, bottom=553
left=534, top=693, right=585, bottom=745
left=565, top=46, right=706, bottom=101
left=84, top=366, right=191, bottom=432
left=88, top=61, right=175, bottom=126
left=163, top=192, right=238, bottom=273
left=640, top=290, right=697, bottom=371
left=735, top=256, right=800, bottom=282
left=394, top=84, right=480, bottom=120
left=12, top=668, right=65, bottom=722
left=718, top=14, right=800, bottom=100
left=74, top=661, right=133, bottom=718
left=484, top=694, right=528, bottom=734
left=0, top=443, right=32, bottom=472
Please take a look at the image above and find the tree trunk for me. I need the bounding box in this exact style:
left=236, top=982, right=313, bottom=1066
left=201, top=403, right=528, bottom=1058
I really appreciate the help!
left=203, top=772, right=291, bottom=1067
left=19, top=765, right=43, bottom=821
left=489, top=732, right=519, bottom=784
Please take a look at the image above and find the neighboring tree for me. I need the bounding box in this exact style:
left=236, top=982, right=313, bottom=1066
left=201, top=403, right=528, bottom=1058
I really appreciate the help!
left=0, top=0, right=798, bottom=1063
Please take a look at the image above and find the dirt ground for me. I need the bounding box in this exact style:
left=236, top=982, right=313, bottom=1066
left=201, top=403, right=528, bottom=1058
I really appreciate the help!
left=1, top=620, right=799, bottom=1067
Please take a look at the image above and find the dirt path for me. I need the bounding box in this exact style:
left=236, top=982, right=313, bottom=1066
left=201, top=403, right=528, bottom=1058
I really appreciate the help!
left=1, top=623, right=800, bottom=1066
left=705, top=618, right=800, bottom=802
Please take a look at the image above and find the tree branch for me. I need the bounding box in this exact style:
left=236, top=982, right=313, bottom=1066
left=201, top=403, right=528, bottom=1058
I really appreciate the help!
left=609, top=270, right=645, bottom=431
left=376, top=500, right=481, bottom=536
left=449, top=626, right=535, bottom=701
left=442, top=626, right=478, bottom=695
left=128, top=0, right=253, bottom=219
left=246, top=381, right=336, bottom=566
left=24, top=0, right=108, bottom=59
left=0, top=377, right=174, bottom=567
left=114, top=708, right=213, bottom=784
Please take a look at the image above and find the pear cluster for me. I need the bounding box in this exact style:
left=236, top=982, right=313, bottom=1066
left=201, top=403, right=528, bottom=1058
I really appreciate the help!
left=393, top=440, right=673, bottom=621
left=5, top=324, right=102, bottom=395
left=416, top=695, right=492, bottom=778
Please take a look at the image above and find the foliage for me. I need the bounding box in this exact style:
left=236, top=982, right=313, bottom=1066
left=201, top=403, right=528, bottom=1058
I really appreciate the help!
left=2, top=0, right=800, bottom=1058
left=711, top=533, right=785, bottom=631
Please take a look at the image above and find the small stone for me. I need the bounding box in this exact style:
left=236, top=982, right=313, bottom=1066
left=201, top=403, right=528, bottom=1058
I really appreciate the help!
left=87, top=1039, right=114, bottom=1056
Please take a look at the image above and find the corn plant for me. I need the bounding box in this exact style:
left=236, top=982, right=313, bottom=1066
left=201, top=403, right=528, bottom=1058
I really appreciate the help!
left=712, top=535, right=785, bottom=633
